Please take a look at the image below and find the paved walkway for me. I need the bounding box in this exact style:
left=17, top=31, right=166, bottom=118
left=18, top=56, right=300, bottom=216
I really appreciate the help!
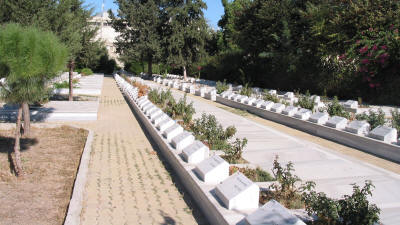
left=80, top=77, right=204, bottom=225
left=143, top=80, right=400, bottom=225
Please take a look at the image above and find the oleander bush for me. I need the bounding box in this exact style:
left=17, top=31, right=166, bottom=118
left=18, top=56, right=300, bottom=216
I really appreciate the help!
left=356, top=109, right=386, bottom=129
left=327, top=96, right=351, bottom=119
left=216, top=79, right=229, bottom=94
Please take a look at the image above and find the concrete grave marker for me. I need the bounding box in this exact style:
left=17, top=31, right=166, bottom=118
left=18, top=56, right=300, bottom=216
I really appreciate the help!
left=171, top=131, right=195, bottom=151
left=309, top=112, right=329, bottom=125
left=188, top=85, right=195, bottom=94
left=345, top=120, right=370, bottom=135
left=369, top=126, right=397, bottom=143
left=226, top=92, right=235, bottom=99
left=215, top=172, right=259, bottom=210
left=163, top=123, right=184, bottom=142
left=261, top=101, right=275, bottom=110
left=268, top=90, right=277, bottom=95
left=231, top=94, right=241, bottom=101
left=173, top=81, right=180, bottom=89
left=245, top=97, right=257, bottom=105
left=237, top=95, right=249, bottom=103
left=282, top=106, right=298, bottom=116
left=182, top=140, right=209, bottom=164
left=197, top=87, right=206, bottom=97
left=284, top=92, right=294, bottom=99
left=344, top=100, right=358, bottom=109
left=271, top=103, right=285, bottom=113
left=221, top=91, right=231, bottom=98
left=253, top=99, right=265, bottom=108
left=244, top=200, right=306, bottom=225
left=180, top=83, right=187, bottom=91
left=157, top=119, right=175, bottom=133
left=142, top=103, right=154, bottom=112
left=194, top=155, right=229, bottom=184
left=326, top=116, right=348, bottom=130
left=144, top=105, right=158, bottom=115
left=148, top=108, right=163, bottom=120
left=294, top=108, right=312, bottom=120
left=152, top=113, right=168, bottom=126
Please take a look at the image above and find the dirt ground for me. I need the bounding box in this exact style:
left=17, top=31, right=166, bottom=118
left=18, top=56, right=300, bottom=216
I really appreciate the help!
left=0, top=126, right=88, bottom=225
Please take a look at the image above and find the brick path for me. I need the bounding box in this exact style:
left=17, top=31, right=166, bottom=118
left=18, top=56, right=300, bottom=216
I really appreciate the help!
left=80, top=77, right=204, bottom=225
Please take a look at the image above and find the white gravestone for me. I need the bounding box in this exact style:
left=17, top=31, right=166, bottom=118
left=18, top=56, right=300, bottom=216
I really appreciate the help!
left=268, top=90, right=277, bottom=95
left=231, top=94, right=241, bottom=101
left=145, top=105, right=158, bottom=115
left=252, top=99, right=264, bottom=108
left=284, top=92, right=294, bottom=99
left=194, top=155, right=229, bottom=184
left=215, top=172, right=259, bottom=210
left=245, top=97, right=257, bottom=105
left=311, top=95, right=321, bottom=103
left=162, top=79, right=168, bottom=86
left=148, top=108, right=163, bottom=120
left=142, top=103, right=154, bottom=112
left=326, top=116, right=348, bottom=130
left=261, top=101, right=275, bottom=110
left=182, top=140, right=209, bottom=164
left=244, top=200, right=306, bottom=225
left=282, top=106, right=298, bottom=116
left=237, top=95, right=249, bottom=103
left=271, top=103, right=285, bottom=113
left=345, top=120, right=370, bottom=135
left=138, top=99, right=150, bottom=108
left=369, top=126, right=398, bottom=143
left=173, top=81, right=180, bottom=89
left=221, top=91, right=231, bottom=98
left=163, top=123, right=184, bottom=142
left=344, top=100, right=358, bottom=109
left=180, top=83, right=187, bottom=91
left=157, top=119, right=175, bottom=132
left=226, top=93, right=235, bottom=99
left=309, top=112, right=329, bottom=125
left=168, top=80, right=173, bottom=87
left=189, top=85, right=195, bottom=94
left=208, top=90, right=217, bottom=101
left=197, top=87, right=206, bottom=97
left=152, top=113, right=168, bottom=126
left=294, top=108, right=311, bottom=120
left=171, top=131, right=195, bottom=151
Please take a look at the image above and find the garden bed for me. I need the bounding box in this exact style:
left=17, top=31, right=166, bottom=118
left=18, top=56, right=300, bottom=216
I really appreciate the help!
left=0, top=126, right=88, bottom=225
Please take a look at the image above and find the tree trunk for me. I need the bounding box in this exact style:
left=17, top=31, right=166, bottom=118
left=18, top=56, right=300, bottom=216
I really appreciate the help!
left=147, top=56, right=153, bottom=77
left=183, top=65, right=187, bottom=81
left=13, top=104, right=24, bottom=176
left=22, top=102, right=30, bottom=136
left=68, top=60, right=75, bottom=101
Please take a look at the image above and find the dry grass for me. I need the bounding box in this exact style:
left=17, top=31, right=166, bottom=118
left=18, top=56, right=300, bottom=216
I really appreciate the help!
left=0, top=126, right=88, bottom=225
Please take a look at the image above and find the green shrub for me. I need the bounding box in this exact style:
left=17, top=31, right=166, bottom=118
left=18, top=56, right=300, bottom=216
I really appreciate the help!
left=53, top=80, right=78, bottom=89
left=81, top=68, right=93, bottom=76
left=216, top=79, right=229, bottom=94
left=230, top=166, right=275, bottom=182
left=391, top=109, right=400, bottom=134
left=327, top=96, right=351, bottom=119
left=263, top=90, right=280, bottom=103
left=223, top=137, right=248, bottom=164
left=239, top=82, right=252, bottom=97
left=297, top=90, right=316, bottom=111
left=356, top=109, right=386, bottom=130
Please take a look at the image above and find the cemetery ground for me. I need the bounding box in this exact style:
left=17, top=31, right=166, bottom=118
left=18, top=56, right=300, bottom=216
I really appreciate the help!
left=0, top=126, right=88, bottom=225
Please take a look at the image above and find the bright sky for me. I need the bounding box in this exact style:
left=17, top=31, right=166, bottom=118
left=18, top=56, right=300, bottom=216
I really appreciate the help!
left=83, top=0, right=224, bottom=29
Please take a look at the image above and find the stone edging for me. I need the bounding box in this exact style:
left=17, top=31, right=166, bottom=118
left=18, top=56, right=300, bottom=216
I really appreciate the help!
left=64, top=130, right=94, bottom=225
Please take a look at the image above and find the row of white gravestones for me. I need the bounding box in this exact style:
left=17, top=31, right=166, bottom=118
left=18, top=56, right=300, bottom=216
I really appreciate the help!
left=220, top=91, right=399, bottom=144
left=119, top=75, right=307, bottom=224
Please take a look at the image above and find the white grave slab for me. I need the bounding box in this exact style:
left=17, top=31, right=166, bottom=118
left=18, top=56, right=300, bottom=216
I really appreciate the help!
left=284, top=92, right=294, bottom=99
left=163, top=123, right=184, bottom=142
left=173, top=81, right=180, bottom=89
left=369, top=126, right=397, bottom=143
left=309, top=112, right=329, bottom=125
left=237, top=95, right=249, bottom=103
left=311, top=95, right=321, bottom=103
left=197, top=87, right=206, bottom=97
left=182, top=141, right=209, bottom=164
left=226, top=93, right=235, bottom=99
left=244, top=200, right=306, bottom=225
left=271, top=103, right=285, bottom=113
left=294, top=108, right=312, bottom=120
left=261, top=101, right=275, bottom=110
left=282, top=106, right=298, bottom=116
left=221, top=91, right=231, bottom=98
left=142, top=103, right=154, bottom=112
left=171, top=131, right=195, bottom=151
left=148, top=108, right=163, bottom=120
left=194, top=155, right=229, bottom=184
left=180, top=83, right=187, bottom=91
left=215, top=172, right=259, bottom=210
left=245, top=97, right=257, bottom=105
left=345, top=120, right=370, bottom=135
left=138, top=99, right=150, bottom=108
left=145, top=105, right=157, bottom=115
left=157, top=119, right=175, bottom=132
left=344, top=100, right=358, bottom=109
left=152, top=113, right=168, bottom=126
left=268, top=90, right=277, bottom=95
left=231, top=94, right=241, bottom=101
left=189, top=85, right=195, bottom=94
left=326, top=116, right=348, bottom=130
left=252, top=99, right=264, bottom=108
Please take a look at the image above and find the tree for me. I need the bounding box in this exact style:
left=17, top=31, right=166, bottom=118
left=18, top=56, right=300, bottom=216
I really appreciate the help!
left=163, top=0, right=208, bottom=80
left=109, top=0, right=163, bottom=76
left=0, top=23, right=68, bottom=176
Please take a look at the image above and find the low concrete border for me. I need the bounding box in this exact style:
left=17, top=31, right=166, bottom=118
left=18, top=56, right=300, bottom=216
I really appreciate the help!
left=64, top=130, right=94, bottom=225
left=216, top=96, right=400, bottom=163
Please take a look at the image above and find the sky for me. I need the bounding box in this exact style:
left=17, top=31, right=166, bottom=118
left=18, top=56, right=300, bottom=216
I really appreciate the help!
left=83, top=0, right=224, bottom=29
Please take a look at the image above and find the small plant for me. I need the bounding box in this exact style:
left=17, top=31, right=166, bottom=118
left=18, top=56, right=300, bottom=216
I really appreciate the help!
left=53, top=79, right=78, bottom=89
left=223, top=138, right=248, bottom=164
left=166, top=94, right=195, bottom=125
left=216, top=79, right=229, bottom=94
left=356, top=109, right=386, bottom=129
left=327, top=96, right=351, bottom=119
left=230, top=166, right=275, bottom=182
left=80, top=68, right=93, bottom=76
left=297, top=90, right=316, bottom=111
left=391, top=109, right=400, bottom=134
left=263, top=90, right=280, bottom=103
left=240, top=82, right=252, bottom=97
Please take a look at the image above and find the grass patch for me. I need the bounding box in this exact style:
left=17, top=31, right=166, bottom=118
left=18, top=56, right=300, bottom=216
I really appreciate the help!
left=229, top=166, right=275, bottom=182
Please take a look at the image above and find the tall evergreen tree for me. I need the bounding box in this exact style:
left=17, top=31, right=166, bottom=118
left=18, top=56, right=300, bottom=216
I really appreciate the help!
left=163, top=0, right=208, bottom=80
left=109, top=0, right=163, bottom=76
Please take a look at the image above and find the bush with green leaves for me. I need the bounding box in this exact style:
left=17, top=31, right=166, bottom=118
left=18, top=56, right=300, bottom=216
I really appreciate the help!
left=297, top=90, right=316, bottom=111
left=239, top=82, right=252, bottom=97
left=327, top=96, right=351, bottom=119
left=165, top=94, right=195, bottom=124
left=391, top=109, right=400, bottom=133
left=216, top=79, right=229, bottom=94
left=80, top=68, right=93, bottom=76
left=263, top=90, right=280, bottom=103
left=223, top=137, right=248, bottom=164
left=53, top=80, right=79, bottom=89
left=148, top=88, right=174, bottom=109
left=355, top=109, right=386, bottom=130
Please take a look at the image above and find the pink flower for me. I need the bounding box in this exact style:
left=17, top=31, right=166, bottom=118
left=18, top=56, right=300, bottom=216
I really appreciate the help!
left=369, top=27, right=373, bottom=32
left=359, top=46, right=369, bottom=54
left=367, top=52, right=372, bottom=57
left=366, top=77, right=371, bottom=82
left=338, top=54, right=346, bottom=60
left=356, top=40, right=361, bottom=44
left=369, top=83, right=375, bottom=88
left=372, top=45, right=378, bottom=51
left=197, top=66, right=202, bottom=70
left=395, top=29, right=399, bottom=34
left=381, top=45, right=387, bottom=50
left=361, top=59, right=370, bottom=64
left=380, top=53, right=389, bottom=58
left=390, top=24, right=394, bottom=30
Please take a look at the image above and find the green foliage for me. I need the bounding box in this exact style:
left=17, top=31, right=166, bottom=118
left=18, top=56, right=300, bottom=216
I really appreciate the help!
left=80, top=68, right=93, bottom=76
left=191, top=113, right=236, bottom=149
left=216, top=79, right=229, bottom=94
left=263, top=90, right=279, bottom=103
left=223, top=137, right=247, bottom=164
left=0, top=23, right=68, bottom=104
left=54, top=80, right=78, bottom=89
left=239, top=82, right=252, bottom=97
left=391, top=109, right=400, bottom=133
left=327, top=96, right=351, bottom=119
left=230, top=166, right=275, bottom=182
left=297, top=90, right=316, bottom=111
left=356, top=109, right=386, bottom=130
